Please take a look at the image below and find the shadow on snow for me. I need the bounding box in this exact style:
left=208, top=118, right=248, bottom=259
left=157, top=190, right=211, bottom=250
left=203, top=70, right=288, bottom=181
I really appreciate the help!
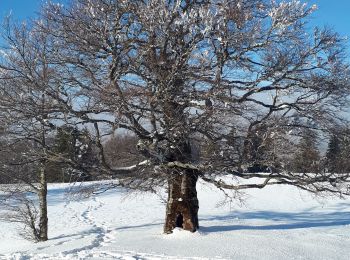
left=200, top=206, right=350, bottom=232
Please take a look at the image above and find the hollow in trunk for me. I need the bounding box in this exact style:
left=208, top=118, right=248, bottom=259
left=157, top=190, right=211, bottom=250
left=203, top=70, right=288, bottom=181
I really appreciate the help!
left=164, top=170, right=199, bottom=233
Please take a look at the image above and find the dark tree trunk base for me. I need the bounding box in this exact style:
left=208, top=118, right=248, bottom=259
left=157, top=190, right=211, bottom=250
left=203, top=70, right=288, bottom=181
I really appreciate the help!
left=164, top=170, right=199, bottom=234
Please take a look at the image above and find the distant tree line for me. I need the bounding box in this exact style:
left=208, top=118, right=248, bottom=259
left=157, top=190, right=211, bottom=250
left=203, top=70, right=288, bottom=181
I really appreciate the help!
left=3, top=122, right=350, bottom=185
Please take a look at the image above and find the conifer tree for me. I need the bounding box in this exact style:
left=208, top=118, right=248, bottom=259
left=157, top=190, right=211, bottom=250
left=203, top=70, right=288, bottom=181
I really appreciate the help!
left=325, top=132, right=342, bottom=173
left=293, top=128, right=321, bottom=173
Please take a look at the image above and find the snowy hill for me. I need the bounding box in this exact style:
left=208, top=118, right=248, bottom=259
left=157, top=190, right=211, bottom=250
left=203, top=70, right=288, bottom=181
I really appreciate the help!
left=1, top=180, right=350, bottom=260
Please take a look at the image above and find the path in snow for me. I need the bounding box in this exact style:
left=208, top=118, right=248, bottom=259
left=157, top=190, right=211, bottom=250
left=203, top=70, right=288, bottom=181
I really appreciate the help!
left=1, top=181, right=350, bottom=259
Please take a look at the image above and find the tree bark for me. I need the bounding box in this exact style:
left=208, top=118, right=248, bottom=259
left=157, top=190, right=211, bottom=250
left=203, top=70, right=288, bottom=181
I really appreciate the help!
left=164, top=170, right=199, bottom=233
left=38, top=166, right=48, bottom=241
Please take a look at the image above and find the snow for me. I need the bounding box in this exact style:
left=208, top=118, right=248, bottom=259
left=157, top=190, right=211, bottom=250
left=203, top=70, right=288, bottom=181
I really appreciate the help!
left=1, top=180, right=350, bottom=259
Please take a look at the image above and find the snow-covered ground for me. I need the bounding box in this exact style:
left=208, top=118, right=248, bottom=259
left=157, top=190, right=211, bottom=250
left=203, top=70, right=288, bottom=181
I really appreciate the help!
left=1, top=180, right=350, bottom=260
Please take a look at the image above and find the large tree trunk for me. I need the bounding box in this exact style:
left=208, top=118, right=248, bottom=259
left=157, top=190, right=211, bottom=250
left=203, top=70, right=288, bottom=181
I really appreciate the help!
left=164, top=170, right=199, bottom=234
left=38, top=166, right=48, bottom=241
left=162, top=83, right=199, bottom=234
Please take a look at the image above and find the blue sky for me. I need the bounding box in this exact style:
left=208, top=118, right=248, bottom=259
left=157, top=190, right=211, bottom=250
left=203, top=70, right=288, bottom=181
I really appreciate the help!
left=0, top=0, right=350, bottom=39
left=309, top=0, right=350, bottom=37
left=0, top=0, right=42, bottom=21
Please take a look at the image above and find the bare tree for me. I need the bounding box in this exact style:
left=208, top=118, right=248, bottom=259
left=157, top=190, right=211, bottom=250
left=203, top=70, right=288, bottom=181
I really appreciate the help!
left=104, top=133, right=143, bottom=168
left=0, top=18, right=84, bottom=241
left=4, top=0, right=350, bottom=234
